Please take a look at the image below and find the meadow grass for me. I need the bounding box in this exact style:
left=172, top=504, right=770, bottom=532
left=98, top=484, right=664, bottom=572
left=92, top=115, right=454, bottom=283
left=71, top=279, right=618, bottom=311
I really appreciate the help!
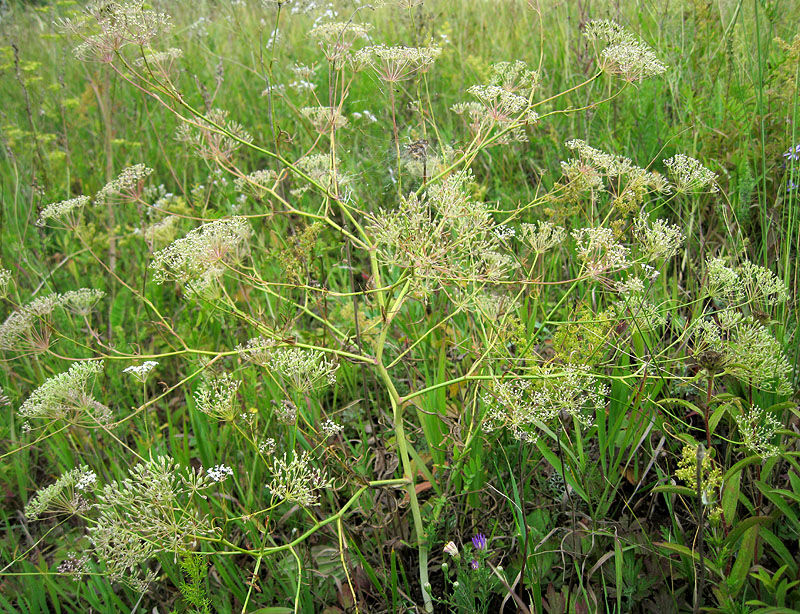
left=0, top=0, right=799, bottom=612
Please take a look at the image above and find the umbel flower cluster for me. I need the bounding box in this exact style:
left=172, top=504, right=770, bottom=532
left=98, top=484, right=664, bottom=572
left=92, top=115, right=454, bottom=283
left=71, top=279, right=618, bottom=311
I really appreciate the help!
left=88, top=456, right=218, bottom=590
left=150, top=217, right=252, bottom=286
left=693, top=311, right=793, bottom=395
left=61, top=2, right=173, bottom=63
left=705, top=256, right=789, bottom=312
left=0, top=289, right=106, bottom=354
left=583, top=19, right=667, bottom=81
left=354, top=44, right=442, bottom=82
left=452, top=60, right=539, bottom=143
left=268, top=450, right=333, bottom=507
left=24, top=466, right=97, bottom=521
left=368, top=171, right=516, bottom=294
left=482, top=366, right=609, bottom=443
left=18, top=361, right=109, bottom=429
left=553, top=139, right=671, bottom=214
left=238, top=340, right=338, bottom=393
left=194, top=372, right=241, bottom=421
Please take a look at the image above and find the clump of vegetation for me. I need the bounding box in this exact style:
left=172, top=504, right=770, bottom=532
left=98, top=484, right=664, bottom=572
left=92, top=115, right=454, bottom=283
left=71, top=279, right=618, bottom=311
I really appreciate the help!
left=0, top=1, right=798, bottom=612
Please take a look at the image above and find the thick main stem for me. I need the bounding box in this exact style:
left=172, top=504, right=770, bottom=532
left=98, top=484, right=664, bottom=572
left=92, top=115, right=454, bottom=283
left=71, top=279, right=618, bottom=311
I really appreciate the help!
left=376, top=362, right=431, bottom=612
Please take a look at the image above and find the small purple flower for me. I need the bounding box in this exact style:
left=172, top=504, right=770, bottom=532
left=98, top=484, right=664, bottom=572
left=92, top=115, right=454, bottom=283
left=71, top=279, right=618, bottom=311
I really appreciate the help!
left=470, top=559, right=480, bottom=570
left=784, top=145, right=800, bottom=162
left=471, top=533, right=487, bottom=551
left=788, top=181, right=799, bottom=192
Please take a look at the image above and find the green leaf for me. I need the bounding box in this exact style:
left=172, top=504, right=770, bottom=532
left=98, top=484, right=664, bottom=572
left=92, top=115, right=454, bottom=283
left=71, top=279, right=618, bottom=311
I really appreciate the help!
left=652, top=484, right=695, bottom=497
left=722, top=469, right=741, bottom=522
left=654, top=542, right=723, bottom=577
left=727, top=525, right=759, bottom=595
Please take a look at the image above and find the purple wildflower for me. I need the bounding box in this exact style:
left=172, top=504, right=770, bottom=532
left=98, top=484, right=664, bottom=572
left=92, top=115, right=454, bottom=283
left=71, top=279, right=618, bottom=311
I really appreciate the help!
left=471, top=533, right=487, bottom=551
left=470, top=559, right=480, bottom=570
left=784, top=145, right=800, bottom=162
left=788, top=181, right=799, bottom=192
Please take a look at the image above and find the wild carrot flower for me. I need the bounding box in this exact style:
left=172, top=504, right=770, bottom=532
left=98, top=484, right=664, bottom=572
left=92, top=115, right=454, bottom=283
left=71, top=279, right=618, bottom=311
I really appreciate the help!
left=269, top=347, right=339, bottom=393
left=483, top=366, right=607, bottom=443
left=143, top=215, right=181, bottom=248
left=176, top=109, right=253, bottom=164
left=737, top=260, right=789, bottom=309
left=705, top=256, right=742, bottom=301
left=57, top=553, right=89, bottom=582
left=205, top=464, right=234, bottom=482
left=133, top=46, right=183, bottom=78
left=0, top=294, right=62, bottom=353
left=633, top=213, right=684, bottom=261
left=693, top=312, right=792, bottom=395
left=0, top=269, right=11, bottom=298
left=63, top=2, right=173, bottom=63
left=572, top=226, right=631, bottom=277
left=308, top=21, right=369, bottom=66
left=237, top=336, right=276, bottom=367
left=235, top=169, right=279, bottom=201
left=367, top=171, right=516, bottom=294
left=321, top=419, right=344, bottom=437
left=293, top=153, right=350, bottom=194
left=300, top=106, right=349, bottom=133
left=61, top=288, right=105, bottom=316
left=520, top=221, right=566, bottom=254
left=89, top=456, right=216, bottom=590
left=453, top=60, right=539, bottom=143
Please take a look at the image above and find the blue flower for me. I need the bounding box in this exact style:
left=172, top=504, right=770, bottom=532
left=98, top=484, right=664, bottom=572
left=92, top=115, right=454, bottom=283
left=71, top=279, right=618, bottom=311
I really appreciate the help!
left=783, top=144, right=800, bottom=161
